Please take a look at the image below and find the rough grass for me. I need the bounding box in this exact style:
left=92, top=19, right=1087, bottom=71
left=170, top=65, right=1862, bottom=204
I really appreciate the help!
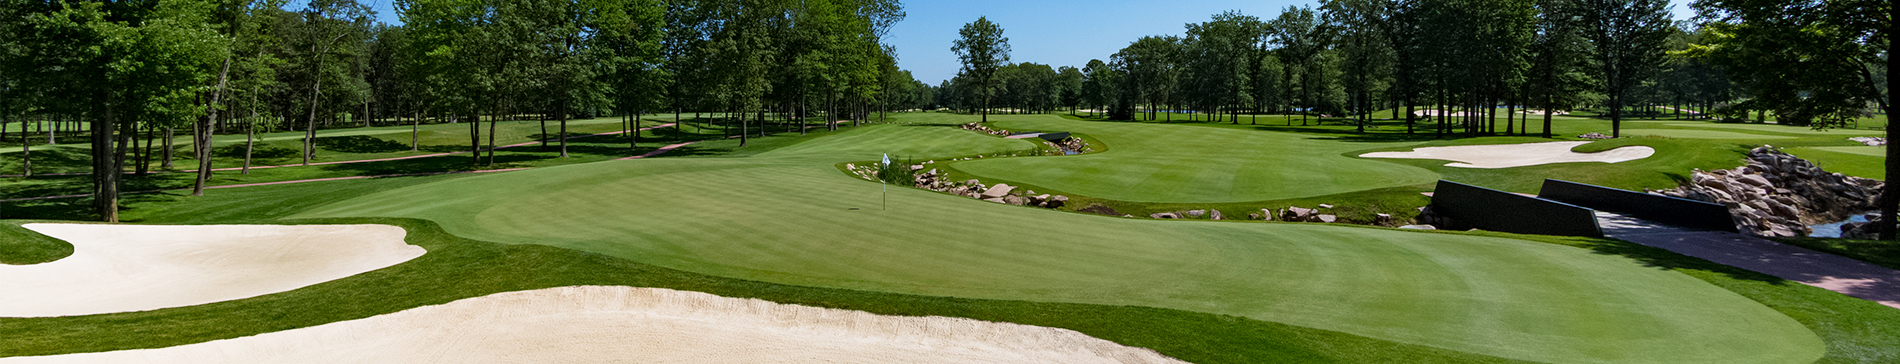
left=296, top=116, right=1824, bottom=364
left=0, top=218, right=1528, bottom=364
left=0, top=221, right=71, bottom=265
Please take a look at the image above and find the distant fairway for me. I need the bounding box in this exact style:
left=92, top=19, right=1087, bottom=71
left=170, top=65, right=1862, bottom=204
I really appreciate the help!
left=299, top=117, right=1822, bottom=364
left=1622, top=129, right=1799, bottom=140
left=948, top=115, right=1440, bottom=203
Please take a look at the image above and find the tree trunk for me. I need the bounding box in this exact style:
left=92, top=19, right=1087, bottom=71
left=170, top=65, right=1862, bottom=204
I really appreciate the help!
left=19, top=114, right=31, bottom=177
left=411, top=107, right=420, bottom=152
left=1878, top=16, right=1897, bottom=240
left=93, top=99, right=120, bottom=222
left=559, top=100, right=569, bottom=158
left=468, top=113, right=480, bottom=165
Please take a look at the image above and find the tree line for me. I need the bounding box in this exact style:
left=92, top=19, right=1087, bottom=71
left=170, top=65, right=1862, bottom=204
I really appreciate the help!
left=941, top=0, right=1891, bottom=239
left=0, top=0, right=936, bottom=222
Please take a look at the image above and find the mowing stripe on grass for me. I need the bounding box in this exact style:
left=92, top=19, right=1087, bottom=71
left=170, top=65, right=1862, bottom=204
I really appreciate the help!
left=299, top=119, right=1823, bottom=364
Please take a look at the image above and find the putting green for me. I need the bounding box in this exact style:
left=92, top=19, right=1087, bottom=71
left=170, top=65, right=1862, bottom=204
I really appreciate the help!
left=1622, top=129, right=1798, bottom=140
left=1786, top=146, right=1888, bottom=179
left=1805, top=145, right=1887, bottom=157
left=949, top=115, right=1440, bottom=203
left=298, top=118, right=1820, bottom=364
left=1658, top=122, right=1885, bottom=136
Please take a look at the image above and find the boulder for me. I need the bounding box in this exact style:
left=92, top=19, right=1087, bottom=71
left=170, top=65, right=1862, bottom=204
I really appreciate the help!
left=1004, top=195, right=1029, bottom=206
left=1210, top=210, right=1225, bottom=221
left=1399, top=225, right=1438, bottom=230
left=982, top=198, right=1006, bottom=204
left=1315, top=215, right=1338, bottom=223
left=1186, top=210, right=1207, bottom=217
left=1283, top=207, right=1315, bottom=221
left=1249, top=213, right=1262, bottom=220
left=1318, top=204, right=1335, bottom=209
left=981, top=184, right=1016, bottom=198
left=1260, top=209, right=1275, bottom=221
left=1375, top=213, right=1395, bottom=226
left=1151, top=212, right=1183, bottom=219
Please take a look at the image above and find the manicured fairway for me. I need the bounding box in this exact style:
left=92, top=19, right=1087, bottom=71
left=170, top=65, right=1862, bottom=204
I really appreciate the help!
left=949, top=115, right=1440, bottom=203
left=1787, top=146, right=1888, bottom=179
left=299, top=118, right=1822, bottom=364
left=1621, top=129, right=1798, bottom=140
left=1656, top=122, right=1886, bottom=135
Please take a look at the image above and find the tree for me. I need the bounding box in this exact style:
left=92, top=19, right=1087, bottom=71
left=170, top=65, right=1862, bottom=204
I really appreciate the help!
left=1527, top=0, right=1595, bottom=138
left=2, top=0, right=228, bottom=222
left=951, top=16, right=1008, bottom=123
left=1579, top=0, right=1670, bottom=138
left=1185, top=11, right=1260, bottom=124
left=1693, top=0, right=1896, bottom=239
left=1322, top=0, right=1395, bottom=132
left=1268, top=6, right=1331, bottom=125
left=1080, top=59, right=1113, bottom=116
left=289, top=0, right=372, bottom=166
left=1056, top=65, right=1084, bottom=114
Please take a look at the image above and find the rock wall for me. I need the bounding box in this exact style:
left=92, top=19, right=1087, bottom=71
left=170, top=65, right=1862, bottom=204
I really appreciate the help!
left=1650, top=146, right=1885, bottom=237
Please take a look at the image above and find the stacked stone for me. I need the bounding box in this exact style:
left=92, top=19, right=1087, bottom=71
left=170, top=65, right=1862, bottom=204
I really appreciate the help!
left=1650, top=146, right=1885, bottom=237
left=912, top=170, right=1068, bottom=210
left=958, top=122, right=1011, bottom=136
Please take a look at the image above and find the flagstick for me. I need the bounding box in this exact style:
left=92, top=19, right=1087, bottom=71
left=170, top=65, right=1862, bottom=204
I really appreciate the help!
left=882, top=180, right=888, bottom=211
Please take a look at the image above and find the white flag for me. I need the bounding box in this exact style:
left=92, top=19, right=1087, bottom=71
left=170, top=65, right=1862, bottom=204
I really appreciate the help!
left=882, top=153, right=891, bottom=166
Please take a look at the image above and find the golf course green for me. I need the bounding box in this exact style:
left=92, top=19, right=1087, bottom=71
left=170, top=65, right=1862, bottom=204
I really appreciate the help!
left=298, top=115, right=1824, bottom=364
left=950, top=114, right=1441, bottom=203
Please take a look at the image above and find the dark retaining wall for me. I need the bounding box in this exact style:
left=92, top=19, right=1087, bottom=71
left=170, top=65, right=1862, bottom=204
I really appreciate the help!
left=1431, top=180, right=1604, bottom=238
left=1537, top=179, right=1738, bottom=232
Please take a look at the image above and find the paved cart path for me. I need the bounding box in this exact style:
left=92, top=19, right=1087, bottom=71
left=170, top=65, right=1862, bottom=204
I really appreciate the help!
left=1598, top=212, right=1900, bottom=309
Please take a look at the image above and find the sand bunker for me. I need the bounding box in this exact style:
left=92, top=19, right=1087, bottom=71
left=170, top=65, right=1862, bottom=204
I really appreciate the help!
left=0, top=224, right=423, bottom=318
left=1, top=286, right=1187, bottom=364
left=1361, top=141, right=1655, bottom=169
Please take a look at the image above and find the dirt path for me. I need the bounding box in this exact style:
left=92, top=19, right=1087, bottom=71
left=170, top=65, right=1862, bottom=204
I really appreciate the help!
left=0, top=286, right=1186, bottom=364
left=1598, top=212, right=1900, bottom=309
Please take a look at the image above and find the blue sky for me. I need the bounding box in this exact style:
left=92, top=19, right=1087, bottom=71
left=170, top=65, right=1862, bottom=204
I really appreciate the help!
left=336, top=0, right=1696, bottom=84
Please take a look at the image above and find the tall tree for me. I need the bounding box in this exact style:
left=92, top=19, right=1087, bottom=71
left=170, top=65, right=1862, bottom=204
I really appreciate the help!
left=1579, top=0, right=1670, bottom=138
left=951, top=16, right=1008, bottom=123
left=2, top=0, right=228, bottom=222
left=290, top=0, right=372, bottom=166
left=1693, top=0, right=1896, bottom=239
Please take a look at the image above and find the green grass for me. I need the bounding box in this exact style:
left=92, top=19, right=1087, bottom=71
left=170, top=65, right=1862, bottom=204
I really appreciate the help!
left=1621, top=128, right=1801, bottom=139
left=296, top=114, right=1825, bottom=364
left=0, top=220, right=71, bottom=265
left=0, top=218, right=1529, bottom=363
left=950, top=114, right=1440, bottom=203
left=1787, top=147, right=1889, bottom=179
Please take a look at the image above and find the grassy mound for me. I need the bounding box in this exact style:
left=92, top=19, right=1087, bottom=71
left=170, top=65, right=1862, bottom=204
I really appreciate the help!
left=296, top=118, right=1825, bottom=364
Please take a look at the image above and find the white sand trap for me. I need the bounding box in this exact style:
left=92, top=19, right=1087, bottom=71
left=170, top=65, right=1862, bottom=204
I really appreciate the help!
left=0, top=224, right=422, bottom=318
left=0, top=286, right=1188, bottom=364
left=1361, top=141, right=1656, bottom=169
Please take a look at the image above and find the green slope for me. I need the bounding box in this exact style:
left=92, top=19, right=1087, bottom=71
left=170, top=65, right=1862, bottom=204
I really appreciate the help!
left=299, top=118, right=1822, bottom=364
